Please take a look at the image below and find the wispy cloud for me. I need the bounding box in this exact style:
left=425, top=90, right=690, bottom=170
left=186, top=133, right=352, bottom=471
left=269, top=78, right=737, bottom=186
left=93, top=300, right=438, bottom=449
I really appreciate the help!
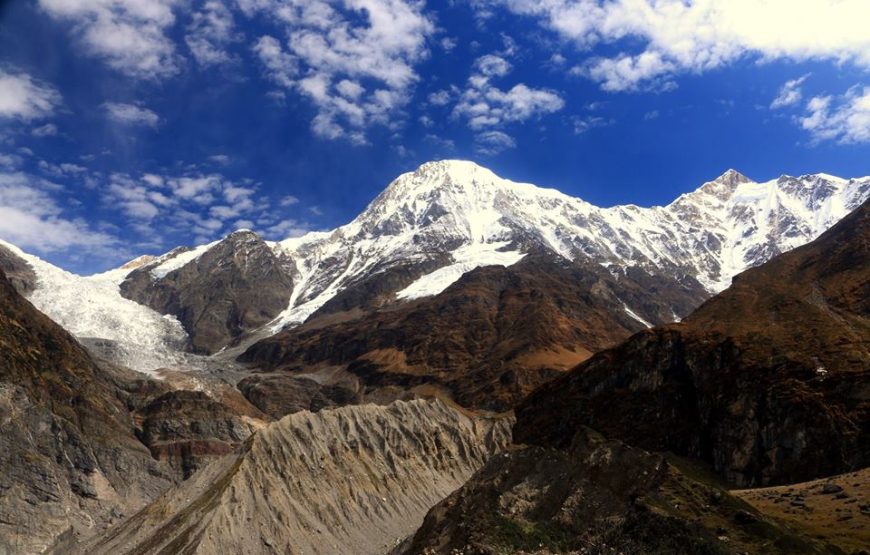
left=800, top=85, right=870, bottom=144
left=104, top=102, right=160, bottom=127
left=771, top=74, right=810, bottom=109
left=0, top=70, right=62, bottom=121
left=186, top=0, right=238, bottom=66
left=0, top=171, right=120, bottom=255
left=38, top=0, right=180, bottom=80
left=248, top=0, right=435, bottom=143
left=474, top=130, right=516, bottom=155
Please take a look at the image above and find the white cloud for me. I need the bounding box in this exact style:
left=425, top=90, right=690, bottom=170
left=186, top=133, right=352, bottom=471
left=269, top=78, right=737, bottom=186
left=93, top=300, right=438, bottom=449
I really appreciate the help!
left=32, top=123, right=59, bottom=137
left=280, top=194, right=299, bottom=206
left=475, top=54, right=512, bottom=77
left=428, top=89, right=453, bottom=106
left=0, top=171, right=119, bottom=254
left=771, top=74, right=811, bottom=109
left=186, top=0, right=237, bottom=66
left=38, top=0, right=180, bottom=80
left=249, top=0, right=435, bottom=142
left=263, top=218, right=313, bottom=239
left=572, top=115, right=612, bottom=134
left=0, top=70, right=62, bottom=121
left=583, top=51, right=676, bottom=92
left=474, top=130, right=516, bottom=155
left=484, top=0, right=870, bottom=91
left=38, top=160, right=88, bottom=177
left=453, top=53, right=564, bottom=130
left=440, top=37, right=458, bottom=52
left=208, top=154, right=230, bottom=164
left=104, top=102, right=160, bottom=127
left=800, top=86, right=870, bottom=144
left=0, top=154, right=23, bottom=168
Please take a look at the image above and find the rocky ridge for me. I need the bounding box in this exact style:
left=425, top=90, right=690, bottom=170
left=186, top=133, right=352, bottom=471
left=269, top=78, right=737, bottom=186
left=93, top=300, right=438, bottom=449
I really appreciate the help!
left=77, top=400, right=511, bottom=555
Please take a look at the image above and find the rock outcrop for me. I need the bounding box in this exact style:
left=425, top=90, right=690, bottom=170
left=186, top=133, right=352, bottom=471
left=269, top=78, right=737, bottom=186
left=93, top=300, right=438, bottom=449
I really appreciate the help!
left=0, top=242, right=37, bottom=295
left=514, top=199, right=870, bottom=486
left=79, top=400, right=511, bottom=555
left=121, top=230, right=294, bottom=354
left=137, top=390, right=259, bottom=479
left=402, top=429, right=840, bottom=555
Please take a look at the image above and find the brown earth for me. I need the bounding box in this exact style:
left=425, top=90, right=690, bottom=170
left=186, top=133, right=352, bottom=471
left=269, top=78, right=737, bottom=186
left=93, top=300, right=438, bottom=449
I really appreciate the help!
left=0, top=269, right=176, bottom=553
left=515, top=200, right=870, bottom=486
left=732, top=467, right=870, bottom=553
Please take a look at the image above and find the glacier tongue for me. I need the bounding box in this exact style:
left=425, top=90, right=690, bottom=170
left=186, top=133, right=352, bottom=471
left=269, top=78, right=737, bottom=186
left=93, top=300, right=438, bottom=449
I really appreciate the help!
left=0, top=240, right=189, bottom=374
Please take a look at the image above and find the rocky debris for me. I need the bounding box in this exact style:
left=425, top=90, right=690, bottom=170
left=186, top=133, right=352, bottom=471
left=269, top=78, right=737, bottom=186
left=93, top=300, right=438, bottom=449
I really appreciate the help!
left=76, top=400, right=512, bottom=555
left=121, top=230, right=294, bottom=354
left=241, top=253, right=706, bottom=413
left=0, top=242, right=37, bottom=295
left=514, top=199, right=870, bottom=487
left=401, top=428, right=835, bottom=555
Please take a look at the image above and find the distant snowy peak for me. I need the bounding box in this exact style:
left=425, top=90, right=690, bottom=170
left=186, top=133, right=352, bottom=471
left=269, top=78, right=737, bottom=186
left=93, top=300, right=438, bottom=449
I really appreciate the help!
left=266, top=161, right=869, bottom=324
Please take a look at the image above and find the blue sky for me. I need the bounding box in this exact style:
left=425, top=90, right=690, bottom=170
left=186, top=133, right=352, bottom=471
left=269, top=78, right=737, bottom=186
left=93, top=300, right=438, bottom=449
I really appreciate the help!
left=1, top=0, right=869, bottom=274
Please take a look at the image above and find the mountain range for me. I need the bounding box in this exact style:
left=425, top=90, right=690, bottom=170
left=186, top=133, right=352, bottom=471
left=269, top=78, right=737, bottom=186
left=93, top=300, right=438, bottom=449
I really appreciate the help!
left=0, top=161, right=868, bottom=553
left=2, top=161, right=867, bottom=367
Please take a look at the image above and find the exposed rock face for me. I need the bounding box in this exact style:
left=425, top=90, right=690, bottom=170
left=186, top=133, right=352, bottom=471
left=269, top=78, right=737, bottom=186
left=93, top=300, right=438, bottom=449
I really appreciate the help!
left=240, top=253, right=707, bottom=413
left=0, top=243, right=36, bottom=295
left=121, top=230, right=294, bottom=354
left=403, top=429, right=839, bottom=555
left=78, top=400, right=512, bottom=555
left=237, top=374, right=361, bottom=419
left=137, top=390, right=259, bottom=479
left=514, top=200, right=870, bottom=487
left=0, top=270, right=176, bottom=554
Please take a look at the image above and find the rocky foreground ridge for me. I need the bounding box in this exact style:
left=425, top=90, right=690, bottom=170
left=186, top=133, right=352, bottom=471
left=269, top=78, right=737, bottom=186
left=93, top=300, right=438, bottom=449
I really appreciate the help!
left=74, top=400, right=511, bottom=555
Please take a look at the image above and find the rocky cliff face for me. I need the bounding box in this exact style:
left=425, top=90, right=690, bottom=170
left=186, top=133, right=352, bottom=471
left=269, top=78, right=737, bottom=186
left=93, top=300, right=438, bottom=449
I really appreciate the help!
left=77, top=400, right=511, bottom=555
left=514, top=199, right=870, bottom=487
left=402, top=429, right=840, bottom=555
left=0, top=269, right=177, bottom=554
left=137, top=390, right=260, bottom=479
left=121, top=230, right=294, bottom=354
left=240, top=253, right=708, bottom=412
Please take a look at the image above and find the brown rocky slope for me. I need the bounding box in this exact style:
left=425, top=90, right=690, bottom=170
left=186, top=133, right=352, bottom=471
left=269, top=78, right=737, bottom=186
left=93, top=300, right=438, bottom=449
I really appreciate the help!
left=0, top=269, right=176, bottom=554
left=240, top=253, right=707, bottom=413
left=401, top=429, right=841, bottom=555
left=514, top=199, right=870, bottom=487
left=121, top=230, right=295, bottom=354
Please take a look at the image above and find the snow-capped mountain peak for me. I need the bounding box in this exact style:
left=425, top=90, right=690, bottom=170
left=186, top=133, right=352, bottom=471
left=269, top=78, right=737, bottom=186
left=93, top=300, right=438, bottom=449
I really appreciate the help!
left=267, top=161, right=868, bottom=328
